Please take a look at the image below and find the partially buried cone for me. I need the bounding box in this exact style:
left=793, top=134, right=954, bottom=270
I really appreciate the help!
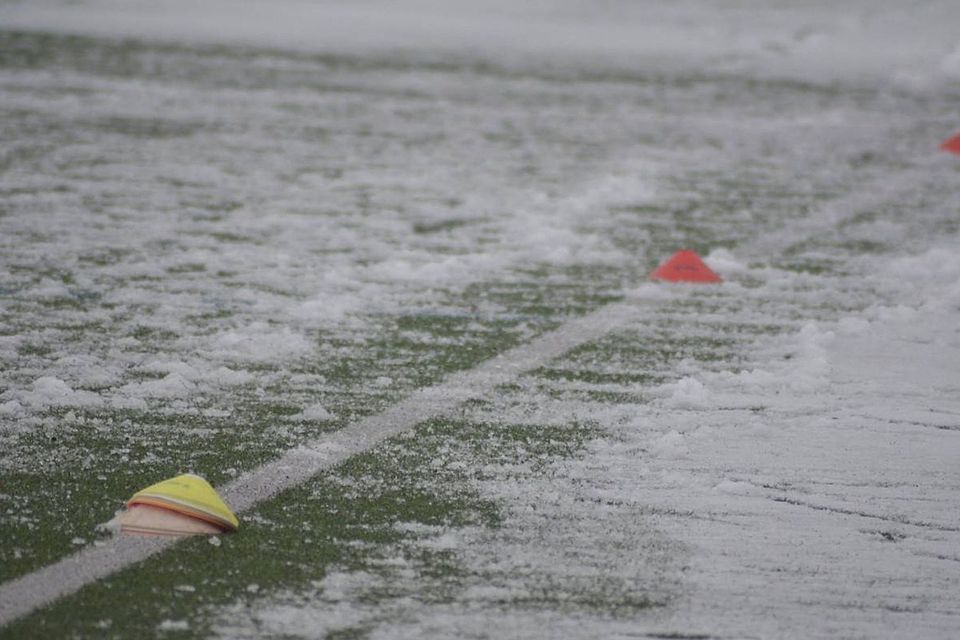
left=940, top=133, right=960, bottom=154
left=117, top=504, right=224, bottom=536
left=118, top=473, right=239, bottom=536
left=650, top=249, right=721, bottom=283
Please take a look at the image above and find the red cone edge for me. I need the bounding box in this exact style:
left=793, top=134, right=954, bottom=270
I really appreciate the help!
left=940, top=133, right=960, bottom=154
left=650, top=249, right=722, bottom=283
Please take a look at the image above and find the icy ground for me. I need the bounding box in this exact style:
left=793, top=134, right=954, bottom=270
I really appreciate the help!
left=208, top=253, right=960, bottom=640
left=1, top=0, right=960, bottom=638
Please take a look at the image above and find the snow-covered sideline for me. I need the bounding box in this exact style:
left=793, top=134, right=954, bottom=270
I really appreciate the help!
left=619, top=246, right=960, bottom=637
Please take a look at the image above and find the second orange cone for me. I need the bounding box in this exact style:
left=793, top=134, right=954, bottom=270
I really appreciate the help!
left=650, top=250, right=722, bottom=283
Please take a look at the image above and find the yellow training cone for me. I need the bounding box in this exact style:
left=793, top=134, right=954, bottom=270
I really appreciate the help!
left=127, top=473, right=239, bottom=533
left=117, top=504, right=224, bottom=537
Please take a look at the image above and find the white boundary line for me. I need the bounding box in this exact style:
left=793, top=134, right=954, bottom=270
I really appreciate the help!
left=0, top=295, right=653, bottom=627
left=749, top=156, right=947, bottom=259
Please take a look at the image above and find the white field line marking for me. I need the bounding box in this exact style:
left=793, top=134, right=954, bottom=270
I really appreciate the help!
left=1, top=152, right=945, bottom=627
left=0, top=293, right=656, bottom=627
left=749, top=155, right=948, bottom=259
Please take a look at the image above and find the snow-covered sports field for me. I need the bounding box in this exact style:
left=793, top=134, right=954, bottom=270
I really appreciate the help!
left=2, top=1, right=960, bottom=637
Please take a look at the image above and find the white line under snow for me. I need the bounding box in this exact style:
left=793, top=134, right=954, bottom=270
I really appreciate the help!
left=0, top=293, right=651, bottom=627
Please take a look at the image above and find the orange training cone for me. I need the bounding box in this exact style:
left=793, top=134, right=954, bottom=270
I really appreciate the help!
left=650, top=249, right=721, bottom=283
left=940, top=133, right=960, bottom=154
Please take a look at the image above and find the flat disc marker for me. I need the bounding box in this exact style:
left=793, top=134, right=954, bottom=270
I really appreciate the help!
left=650, top=249, right=722, bottom=283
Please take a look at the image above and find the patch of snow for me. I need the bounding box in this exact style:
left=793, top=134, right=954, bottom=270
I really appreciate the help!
left=209, top=367, right=254, bottom=387
left=3, top=377, right=103, bottom=409
left=657, top=377, right=713, bottom=410
left=836, top=316, right=870, bottom=336
left=207, top=324, right=314, bottom=365
left=157, top=619, right=189, bottom=632
left=118, top=373, right=196, bottom=399
left=704, top=248, right=748, bottom=276
left=285, top=403, right=334, bottom=423
left=0, top=401, right=25, bottom=418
